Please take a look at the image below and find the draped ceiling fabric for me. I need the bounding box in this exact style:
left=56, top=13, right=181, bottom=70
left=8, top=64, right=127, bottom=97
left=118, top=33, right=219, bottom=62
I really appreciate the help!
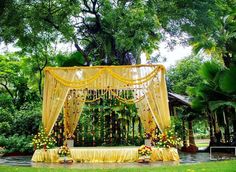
left=42, top=64, right=170, bottom=135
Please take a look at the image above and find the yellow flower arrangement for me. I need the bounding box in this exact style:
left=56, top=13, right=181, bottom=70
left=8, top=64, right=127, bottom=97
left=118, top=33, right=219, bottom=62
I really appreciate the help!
left=138, top=145, right=152, bottom=157
left=154, top=128, right=181, bottom=148
left=58, top=145, right=71, bottom=157
left=32, top=127, right=57, bottom=151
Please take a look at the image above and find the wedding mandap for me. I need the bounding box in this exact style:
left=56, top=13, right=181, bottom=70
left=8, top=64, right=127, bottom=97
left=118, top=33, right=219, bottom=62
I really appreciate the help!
left=32, top=64, right=179, bottom=163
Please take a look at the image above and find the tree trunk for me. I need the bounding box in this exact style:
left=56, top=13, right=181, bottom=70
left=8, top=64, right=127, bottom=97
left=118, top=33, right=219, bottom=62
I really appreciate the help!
left=207, top=112, right=215, bottom=145
left=138, top=118, right=142, bottom=139
left=36, top=54, right=48, bottom=98
left=132, top=117, right=135, bottom=144
left=188, top=120, right=196, bottom=146
left=38, top=69, right=43, bottom=98
left=182, top=119, right=188, bottom=148
left=0, top=82, right=15, bottom=103
left=225, top=116, right=230, bottom=143
left=232, top=119, right=236, bottom=145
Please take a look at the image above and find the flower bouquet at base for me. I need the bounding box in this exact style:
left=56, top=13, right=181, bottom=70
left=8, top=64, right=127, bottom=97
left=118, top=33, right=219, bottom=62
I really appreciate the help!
left=32, top=127, right=57, bottom=151
left=154, top=128, right=181, bottom=148
left=137, top=145, right=152, bottom=163
left=57, top=145, right=73, bottom=164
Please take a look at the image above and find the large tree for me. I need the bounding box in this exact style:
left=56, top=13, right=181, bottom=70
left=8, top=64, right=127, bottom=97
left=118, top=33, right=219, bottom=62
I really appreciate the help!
left=1, top=0, right=235, bottom=66
left=155, top=0, right=236, bottom=67
left=167, top=55, right=204, bottom=95
left=0, top=0, right=161, bottom=65
left=167, top=55, right=205, bottom=151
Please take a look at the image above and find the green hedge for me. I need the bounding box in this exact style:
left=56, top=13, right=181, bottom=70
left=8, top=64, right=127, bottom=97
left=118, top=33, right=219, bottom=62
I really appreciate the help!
left=0, top=134, right=33, bottom=154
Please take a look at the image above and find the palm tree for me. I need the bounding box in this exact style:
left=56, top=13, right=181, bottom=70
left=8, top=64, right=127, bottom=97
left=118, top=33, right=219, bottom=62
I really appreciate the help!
left=190, top=60, right=236, bottom=145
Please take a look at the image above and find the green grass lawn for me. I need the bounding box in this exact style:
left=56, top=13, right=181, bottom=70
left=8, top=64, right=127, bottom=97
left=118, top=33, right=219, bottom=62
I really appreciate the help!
left=1, top=160, right=236, bottom=172
left=196, top=143, right=209, bottom=148
left=195, top=139, right=209, bottom=148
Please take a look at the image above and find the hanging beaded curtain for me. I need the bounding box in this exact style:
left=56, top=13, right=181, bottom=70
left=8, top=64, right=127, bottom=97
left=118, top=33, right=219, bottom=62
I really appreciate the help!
left=136, top=99, right=157, bottom=134
left=42, top=65, right=170, bottom=135
left=64, top=89, right=87, bottom=138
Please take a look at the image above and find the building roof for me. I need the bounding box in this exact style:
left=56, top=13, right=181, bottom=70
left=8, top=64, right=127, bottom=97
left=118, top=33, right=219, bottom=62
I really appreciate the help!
left=168, top=92, right=191, bottom=107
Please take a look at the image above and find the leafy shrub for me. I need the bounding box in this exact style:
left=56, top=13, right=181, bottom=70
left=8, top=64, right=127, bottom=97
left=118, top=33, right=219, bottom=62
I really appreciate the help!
left=0, top=122, right=11, bottom=135
left=0, top=135, right=8, bottom=146
left=0, top=108, right=14, bottom=123
left=12, top=102, right=41, bottom=135
left=0, top=108, right=14, bottom=136
left=0, top=94, right=14, bottom=110
left=0, top=134, right=33, bottom=154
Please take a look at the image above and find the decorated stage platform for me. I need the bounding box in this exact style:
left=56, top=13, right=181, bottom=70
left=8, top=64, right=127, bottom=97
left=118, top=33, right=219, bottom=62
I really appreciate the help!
left=32, top=147, right=179, bottom=163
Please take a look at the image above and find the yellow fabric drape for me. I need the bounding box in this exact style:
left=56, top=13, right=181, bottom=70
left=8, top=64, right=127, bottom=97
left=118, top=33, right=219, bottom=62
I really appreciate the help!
left=42, top=64, right=170, bottom=134
left=31, top=147, right=179, bottom=162
left=42, top=69, right=76, bottom=134
left=145, top=68, right=170, bottom=132
left=136, top=99, right=157, bottom=134
left=64, top=90, right=87, bottom=137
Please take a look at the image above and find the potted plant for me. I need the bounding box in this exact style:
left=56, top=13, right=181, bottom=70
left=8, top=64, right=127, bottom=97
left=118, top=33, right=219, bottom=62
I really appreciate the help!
left=58, top=145, right=73, bottom=163
left=137, top=145, right=152, bottom=163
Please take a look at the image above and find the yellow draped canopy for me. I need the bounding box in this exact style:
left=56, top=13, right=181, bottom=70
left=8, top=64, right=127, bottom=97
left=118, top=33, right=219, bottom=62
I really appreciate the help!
left=42, top=64, right=170, bottom=137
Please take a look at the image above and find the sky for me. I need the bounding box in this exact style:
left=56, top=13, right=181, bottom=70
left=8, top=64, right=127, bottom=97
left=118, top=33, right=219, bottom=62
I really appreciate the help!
left=0, top=42, right=192, bottom=68
left=159, top=43, right=192, bottom=68
left=141, top=42, right=192, bottom=68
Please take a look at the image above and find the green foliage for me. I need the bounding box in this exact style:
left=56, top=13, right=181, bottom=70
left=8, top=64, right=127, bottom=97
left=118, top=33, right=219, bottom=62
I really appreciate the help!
left=0, top=0, right=236, bottom=67
left=55, top=52, right=85, bottom=67
left=193, top=121, right=209, bottom=139
left=0, top=1, right=161, bottom=65
left=219, top=66, right=236, bottom=93
left=0, top=108, right=13, bottom=123
left=190, top=60, right=236, bottom=113
left=167, top=55, right=204, bottom=95
left=0, top=135, right=33, bottom=154
left=0, top=54, right=39, bottom=108
left=76, top=93, right=142, bottom=146
left=0, top=122, right=11, bottom=135
left=12, top=102, right=42, bottom=136
left=0, top=107, right=14, bottom=136
left=199, top=61, right=222, bottom=82
left=209, top=101, right=236, bottom=112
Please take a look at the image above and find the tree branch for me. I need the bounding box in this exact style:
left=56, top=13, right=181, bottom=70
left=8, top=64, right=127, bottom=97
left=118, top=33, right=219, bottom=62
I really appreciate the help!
left=0, top=82, right=14, bottom=99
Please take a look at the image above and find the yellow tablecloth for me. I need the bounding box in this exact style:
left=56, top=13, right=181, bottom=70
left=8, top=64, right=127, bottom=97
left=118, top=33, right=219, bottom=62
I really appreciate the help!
left=31, top=147, right=179, bottom=163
